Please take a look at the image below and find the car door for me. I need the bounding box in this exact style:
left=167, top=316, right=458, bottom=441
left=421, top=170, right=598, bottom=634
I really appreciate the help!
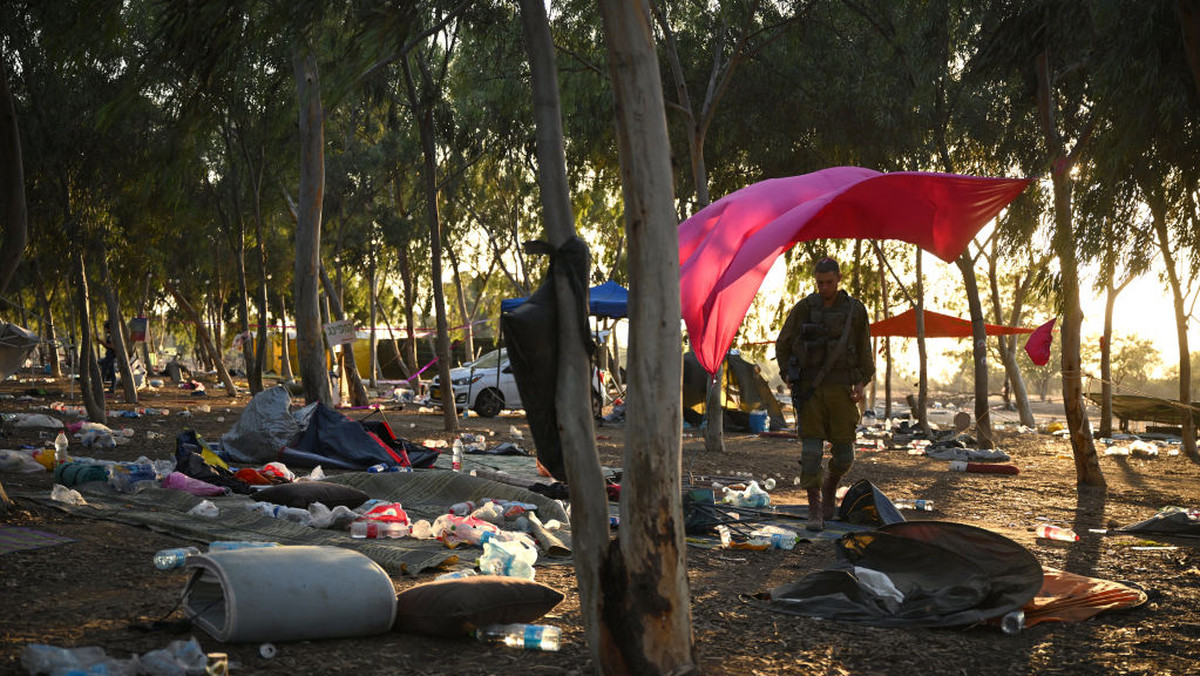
left=499, top=361, right=523, bottom=410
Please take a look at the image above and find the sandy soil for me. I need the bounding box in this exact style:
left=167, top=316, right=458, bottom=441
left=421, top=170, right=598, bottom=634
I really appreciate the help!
left=1, top=376, right=1198, bottom=675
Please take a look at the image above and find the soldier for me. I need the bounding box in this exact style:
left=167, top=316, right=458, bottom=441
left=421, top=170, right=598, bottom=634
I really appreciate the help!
left=775, top=257, right=874, bottom=531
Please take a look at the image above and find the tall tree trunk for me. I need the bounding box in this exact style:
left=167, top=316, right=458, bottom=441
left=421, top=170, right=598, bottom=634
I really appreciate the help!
left=957, top=253, right=992, bottom=449
left=34, top=265, right=62, bottom=378
left=448, top=246, right=475, bottom=361
left=166, top=283, right=238, bottom=397
left=703, top=364, right=725, bottom=452
left=74, top=252, right=105, bottom=422
left=0, top=58, right=27, bottom=297
left=320, top=265, right=370, bottom=407
left=376, top=299, right=411, bottom=380
left=1035, top=51, right=1104, bottom=486
left=596, top=0, right=695, bottom=671
left=397, top=244, right=419, bottom=375
left=98, top=246, right=138, bottom=404
left=403, top=56, right=457, bottom=432
left=235, top=224, right=261, bottom=394
left=279, top=295, right=294, bottom=380
left=986, top=253, right=1036, bottom=428
left=1098, top=285, right=1119, bottom=438
left=369, top=254, right=378, bottom=387
left=876, top=245, right=891, bottom=418
left=914, top=247, right=931, bottom=435
left=293, top=45, right=331, bottom=406
left=1149, top=201, right=1197, bottom=460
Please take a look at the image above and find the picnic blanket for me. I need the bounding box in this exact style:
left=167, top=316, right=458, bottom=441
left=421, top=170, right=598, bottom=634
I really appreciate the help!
left=10, top=470, right=571, bottom=576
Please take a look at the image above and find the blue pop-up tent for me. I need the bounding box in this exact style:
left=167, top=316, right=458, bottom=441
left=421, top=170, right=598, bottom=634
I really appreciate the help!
left=501, top=280, right=628, bottom=319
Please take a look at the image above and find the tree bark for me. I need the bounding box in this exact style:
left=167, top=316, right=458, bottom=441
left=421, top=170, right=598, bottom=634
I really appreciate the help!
left=1148, top=199, right=1197, bottom=460
left=166, top=282, right=238, bottom=397
left=448, top=246, right=475, bottom=361
left=293, top=45, right=332, bottom=406
left=403, top=55, right=457, bottom=432
left=1098, top=285, right=1118, bottom=438
left=986, top=252, right=1036, bottom=428
left=369, top=254, right=378, bottom=386
left=597, top=0, right=696, bottom=672
left=876, top=245, right=891, bottom=418
left=703, top=365, right=725, bottom=452
left=320, top=265, right=370, bottom=407
left=34, top=265, right=62, bottom=378
left=914, top=247, right=931, bottom=435
left=956, top=253, right=992, bottom=448
left=279, top=294, right=294, bottom=380
left=397, top=242, right=419, bottom=375
left=98, top=246, right=138, bottom=404
left=0, top=57, right=27, bottom=298
left=74, top=252, right=106, bottom=422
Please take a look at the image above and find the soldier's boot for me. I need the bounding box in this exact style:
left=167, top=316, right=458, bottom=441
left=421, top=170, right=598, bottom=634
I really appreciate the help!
left=805, top=487, right=824, bottom=532
left=821, top=471, right=845, bottom=520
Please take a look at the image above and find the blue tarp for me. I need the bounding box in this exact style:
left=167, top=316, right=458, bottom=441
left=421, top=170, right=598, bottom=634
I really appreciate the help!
left=500, top=280, right=628, bottom=319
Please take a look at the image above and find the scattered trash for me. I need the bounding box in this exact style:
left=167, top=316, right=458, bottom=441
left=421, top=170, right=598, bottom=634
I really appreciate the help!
left=435, top=569, right=479, bottom=581
left=475, top=623, right=561, bottom=651
left=948, top=461, right=1020, bottom=475
left=50, top=483, right=87, bottom=505
left=187, top=500, right=220, bottom=518
left=1036, top=524, right=1079, bottom=542
left=259, top=643, right=277, bottom=659
left=748, top=525, right=799, bottom=550
left=478, top=531, right=538, bottom=579
left=894, top=499, right=935, bottom=511
left=154, top=546, right=201, bottom=570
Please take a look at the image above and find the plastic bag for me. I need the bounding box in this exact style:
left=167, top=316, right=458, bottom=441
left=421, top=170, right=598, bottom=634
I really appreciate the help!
left=187, top=500, right=220, bottom=518
left=0, top=449, right=48, bottom=473
left=50, top=484, right=88, bottom=506
left=478, top=532, right=538, bottom=580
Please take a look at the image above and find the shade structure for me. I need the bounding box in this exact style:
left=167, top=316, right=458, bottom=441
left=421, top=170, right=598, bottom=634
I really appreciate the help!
left=500, top=279, right=628, bottom=319
left=869, top=308, right=1035, bottom=338
left=678, top=167, right=1032, bottom=374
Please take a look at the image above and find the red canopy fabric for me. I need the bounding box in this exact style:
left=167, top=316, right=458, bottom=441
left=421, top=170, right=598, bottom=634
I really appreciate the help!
left=870, top=308, right=1035, bottom=338
left=678, top=167, right=1033, bottom=373
left=1024, top=318, right=1057, bottom=366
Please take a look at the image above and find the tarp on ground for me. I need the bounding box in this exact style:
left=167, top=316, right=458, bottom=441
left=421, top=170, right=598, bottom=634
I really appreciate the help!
left=0, top=323, right=40, bottom=381
left=1118, top=507, right=1200, bottom=539
left=682, top=351, right=787, bottom=431
left=869, top=308, right=1036, bottom=338
left=764, top=521, right=1043, bottom=628
left=679, top=167, right=1032, bottom=373
left=501, top=279, right=628, bottom=319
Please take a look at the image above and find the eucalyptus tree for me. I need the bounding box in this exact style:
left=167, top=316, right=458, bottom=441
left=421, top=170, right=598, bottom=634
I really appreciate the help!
left=0, top=53, right=25, bottom=298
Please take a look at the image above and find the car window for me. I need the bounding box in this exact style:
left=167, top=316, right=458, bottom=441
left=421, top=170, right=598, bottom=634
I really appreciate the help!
left=467, top=349, right=507, bottom=370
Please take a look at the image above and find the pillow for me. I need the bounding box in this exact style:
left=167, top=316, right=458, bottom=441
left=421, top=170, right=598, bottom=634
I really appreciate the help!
left=252, top=482, right=370, bottom=509
left=393, top=576, right=564, bottom=637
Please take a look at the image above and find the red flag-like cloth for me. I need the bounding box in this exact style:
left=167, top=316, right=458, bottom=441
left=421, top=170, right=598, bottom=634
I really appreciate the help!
left=678, top=167, right=1032, bottom=374
left=870, top=308, right=1036, bottom=338
left=1024, top=319, right=1057, bottom=366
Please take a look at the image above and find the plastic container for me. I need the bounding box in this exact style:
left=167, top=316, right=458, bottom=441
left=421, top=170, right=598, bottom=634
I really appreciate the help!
left=894, top=499, right=935, bottom=511
left=53, top=432, right=69, bottom=466
left=478, top=532, right=538, bottom=579
left=452, top=439, right=463, bottom=472
left=475, top=623, right=561, bottom=651
left=1001, top=609, right=1025, bottom=635
left=749, top=525, right=798, bottom=550
left=748, top=410, right=769, bottom=433
left=154, top=546, right=201, bottom=570
left=1035, top=524, right=1079, bottom=542
left=107, top=462, right=159, bottom=493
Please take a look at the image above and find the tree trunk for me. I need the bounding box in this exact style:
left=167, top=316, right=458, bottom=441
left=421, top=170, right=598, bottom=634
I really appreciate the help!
left=369, top=254, right=378, bottom=387
left=34, top=265, right=62, bottom=378
left=320, top=265, right=370, bottom=407
left=397, top=244, right=419, bottom=375
left=279, top=295, right=294, bottom=380
left=376, top=299, right=411, bottom=380
left=448, top=246, right=475, bottom=361
left=986, top=253, right=1035, bottom=428
left=74, top=252, right=106, bottom=422
left=235, top=225, right=261, bottom=395
left=876, top=246, right=891, bottom=418
left=1098, top=286, right=1118, bottom=438
left=403, top=56, right=457, bottom=432
left=0, top=57, right=27, bottom=297
left=1149, top=203, right=1197, bottom=460
left=293, top=45, right=331, bottom=406
left=98, top=247, right=138, bottom=404
left=166, top=283, right=238, bottom=397
left=956, top=253, right=992, bottom=448
left=596, top=0, right=695, bottom=671
left=914, top=247, right=931, bottom=435
left=703, top=365, right=725, bottom=452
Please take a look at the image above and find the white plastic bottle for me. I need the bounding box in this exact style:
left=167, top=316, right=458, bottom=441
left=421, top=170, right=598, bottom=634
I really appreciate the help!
left=452, top=438, right=463, bottom=472
left=53, top=432, right=69, bottom=466
left=153, top=547, right=201, bottom=570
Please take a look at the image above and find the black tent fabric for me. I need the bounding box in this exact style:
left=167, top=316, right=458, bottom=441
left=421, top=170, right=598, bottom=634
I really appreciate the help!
left=174, top=430, right=254, bottom=494
left=765, top=522, right=1044, bottom=628
left=278, top=404, right=403, bottom=470
left=1119, top=507, right=1200, bottom=538
left=682, top=351, right=787, bottom=431
left=501, top=237, right=593, bottom=482
left=837, top=479, right=906, bottom=527
left=359, top=419, right=440, bottom=469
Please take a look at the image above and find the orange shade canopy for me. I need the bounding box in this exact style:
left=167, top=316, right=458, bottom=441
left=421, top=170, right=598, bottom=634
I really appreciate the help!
left=870, top=308, right=1035, bottom=338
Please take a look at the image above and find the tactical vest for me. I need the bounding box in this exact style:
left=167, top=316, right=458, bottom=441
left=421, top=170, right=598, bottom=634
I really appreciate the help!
left=791, top=292, right=861, bottom=387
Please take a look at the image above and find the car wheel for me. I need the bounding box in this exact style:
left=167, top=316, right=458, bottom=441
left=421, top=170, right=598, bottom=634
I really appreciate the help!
left=474, top=388, right=504, bottom=418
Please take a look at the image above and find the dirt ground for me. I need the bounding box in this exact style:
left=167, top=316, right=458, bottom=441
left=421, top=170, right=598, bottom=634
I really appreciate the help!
left=1, top=376, right=1199, bottom=675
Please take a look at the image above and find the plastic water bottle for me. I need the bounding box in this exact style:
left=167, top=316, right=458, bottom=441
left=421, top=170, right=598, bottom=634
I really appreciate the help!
left=53, top=432, right=69, bottom=466
left=452, top=438, right=463, bottom=472
left=475, top=623, right=561, bottom=651
left=208, top=541, right=280, bottom=552
left=153, top=546, right=201, bottom=570
left=894, top=499, right=935, bottom=511
left=1035, top=524, right=1079, bottom=542
left=435, top=569, right=479, bottom=581
left=749, top=525, right=798, bottom=550
left=351, top=520, right=408, bottom=539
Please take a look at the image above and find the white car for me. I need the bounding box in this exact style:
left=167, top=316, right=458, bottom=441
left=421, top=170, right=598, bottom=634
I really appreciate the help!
left=430, top=348, right=607, bottom=418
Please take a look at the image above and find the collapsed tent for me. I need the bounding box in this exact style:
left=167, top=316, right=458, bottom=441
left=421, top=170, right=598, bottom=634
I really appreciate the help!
left=869, top=308, right=1035, bottom=338
left=678, top=167, right=1032, bottom=374
left=682, top=351, right=787, bottom=431
left=765, top=521, right=1043, bottom=628
left=0, top=323, right=40, bottom=381
left=280, top=403, right=410, bottom=470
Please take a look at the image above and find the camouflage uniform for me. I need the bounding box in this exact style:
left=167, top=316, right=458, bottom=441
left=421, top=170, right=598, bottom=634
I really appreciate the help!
left=775, top=289, right=874, bottom=490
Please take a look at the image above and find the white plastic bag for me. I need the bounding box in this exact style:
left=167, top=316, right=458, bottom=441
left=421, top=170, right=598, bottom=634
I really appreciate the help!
left=187, top=500, right=220, bottom=518
left=50, top=484, right=88, bottom=506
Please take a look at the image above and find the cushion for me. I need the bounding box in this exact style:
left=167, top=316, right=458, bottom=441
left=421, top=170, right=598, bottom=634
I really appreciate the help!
left=252, top=482, right=370, bottom=509
left=392, top=576, right=564, bottom=637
